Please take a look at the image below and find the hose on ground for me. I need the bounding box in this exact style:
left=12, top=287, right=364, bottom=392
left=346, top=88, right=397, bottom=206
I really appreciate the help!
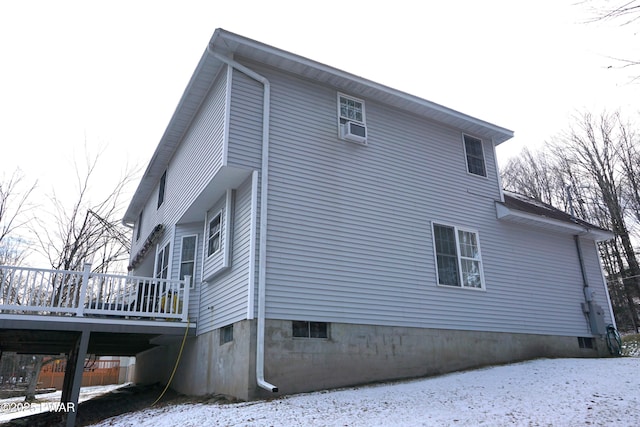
left=151, top=320, right=190, bottom=406
left=605, top=324, right=622, bottom=356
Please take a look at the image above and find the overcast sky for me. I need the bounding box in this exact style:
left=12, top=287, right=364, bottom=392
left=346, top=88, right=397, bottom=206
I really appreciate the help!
left=1, top=0, right=637, bottom=209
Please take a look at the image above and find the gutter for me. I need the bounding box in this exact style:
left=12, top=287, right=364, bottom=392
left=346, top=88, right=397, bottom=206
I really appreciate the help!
left=206, top=46, right=278, bottom=393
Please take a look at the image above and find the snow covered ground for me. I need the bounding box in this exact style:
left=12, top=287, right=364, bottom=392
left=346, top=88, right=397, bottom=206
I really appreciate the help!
left=0, top=383, right=123, bottom=423
left=87, top=357, right=640, bottom=427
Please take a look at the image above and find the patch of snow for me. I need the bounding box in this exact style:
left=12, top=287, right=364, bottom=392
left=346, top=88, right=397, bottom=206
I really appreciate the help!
left=0, top=383, right=126, bottom=423
left=622, top=338, right=640, bottom=357
left=88, top=358, right=640, bottom=426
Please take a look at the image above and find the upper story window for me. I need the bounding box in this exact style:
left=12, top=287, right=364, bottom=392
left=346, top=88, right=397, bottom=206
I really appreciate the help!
left=339, top=95, right=365, bottom=124
left=463, top=135, right=486, bottom=177
left=157, top=170, right=167, bottom=208
left=136, top=210, right=143, bottom=241
left=433, top=223, right=484, bottom=289
left=338, top=93, right=367, bottom=144
left=207, top=213, right=222, bottom=256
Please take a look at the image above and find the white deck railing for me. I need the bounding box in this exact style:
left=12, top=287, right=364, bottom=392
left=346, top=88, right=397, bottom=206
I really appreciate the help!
left=0, top=263, right=190, bottom=322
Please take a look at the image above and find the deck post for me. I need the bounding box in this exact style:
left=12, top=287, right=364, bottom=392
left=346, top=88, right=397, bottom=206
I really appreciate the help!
left=182, top=275, right=191, bottom=322
left=61, top=327, right=90, bottom=427
left=76, top=263, right=92, bottom=317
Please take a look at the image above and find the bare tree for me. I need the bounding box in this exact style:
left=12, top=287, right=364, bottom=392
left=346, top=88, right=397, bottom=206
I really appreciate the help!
left=33, top=149, right=135, bottom=274
left=580, top=0, right=640, bottom=78
left=0, top=169, right=36, bottom=264
left=23, top=148, right=137, bottom=401
left=501, top=110, right=640, bottom=331
left=582, top=0, right=640, bottom=25
left=501, top=147, right=561, bottom=206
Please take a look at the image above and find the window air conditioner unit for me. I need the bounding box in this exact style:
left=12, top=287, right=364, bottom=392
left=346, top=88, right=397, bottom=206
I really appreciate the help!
left=341, top=121, right=367, bottom=144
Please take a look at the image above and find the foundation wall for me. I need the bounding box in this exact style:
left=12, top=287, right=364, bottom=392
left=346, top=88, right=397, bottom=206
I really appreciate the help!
left=137, top=319, right=606, bottom=400
left=258, top=320, right=606, bottom=397
left=134, top=320, right=255, bottom=400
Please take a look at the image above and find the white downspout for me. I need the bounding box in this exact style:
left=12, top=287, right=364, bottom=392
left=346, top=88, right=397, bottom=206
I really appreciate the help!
left=207, top=47, right=278, bottom=393
left=247, top=170, right=259, bottom=320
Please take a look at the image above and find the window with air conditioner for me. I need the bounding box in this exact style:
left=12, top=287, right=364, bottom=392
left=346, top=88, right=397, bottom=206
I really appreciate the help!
left=338, top=93, right=367, bottom=144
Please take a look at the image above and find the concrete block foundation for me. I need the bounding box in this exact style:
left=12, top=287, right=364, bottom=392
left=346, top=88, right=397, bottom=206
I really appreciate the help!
left=261, top=320, right=606, bottom=397
left=135, top=319, right=606, bottom=400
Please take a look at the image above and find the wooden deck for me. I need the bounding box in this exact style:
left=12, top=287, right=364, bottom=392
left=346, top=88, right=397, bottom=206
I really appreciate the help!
left=0, top=263, right=196, bottom=426
left=0, top=263, right=192, bottom=322
left=0, top=263, right=195, bottom=355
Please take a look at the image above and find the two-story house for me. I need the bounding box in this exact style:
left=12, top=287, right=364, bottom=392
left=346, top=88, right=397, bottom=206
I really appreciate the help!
left=122, top=29, right=615, bottom=400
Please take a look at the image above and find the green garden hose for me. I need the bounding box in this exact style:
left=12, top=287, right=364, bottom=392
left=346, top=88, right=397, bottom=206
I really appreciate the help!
left=605, top=324, right=622, bottom=356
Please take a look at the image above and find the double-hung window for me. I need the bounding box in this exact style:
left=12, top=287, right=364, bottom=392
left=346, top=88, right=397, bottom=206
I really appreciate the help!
left=136, top=210, right=143, bottom=241
left=155, top=243, right=170, bottom=279
left=339, top=94, right=365, bottom=124
left=157, top=170, right=167, bottom=208
left=463, top=135, right=486, bottom=177
left=179, top=235, right=197, bottom=283
left=207, top=213, right=222, bottom=256
left=433, top=223, right=484, bottom=289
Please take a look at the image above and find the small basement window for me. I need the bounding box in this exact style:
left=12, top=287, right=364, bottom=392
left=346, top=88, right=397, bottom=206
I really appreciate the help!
left=220, top=325, right=233, bottom=345
left=578, top=337, right=594, bottom=349
left=292, top=321, right=328, bottom=338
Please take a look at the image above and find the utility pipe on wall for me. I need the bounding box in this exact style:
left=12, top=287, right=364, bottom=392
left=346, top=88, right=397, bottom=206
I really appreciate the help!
left=574, top=234, right=592, bottom=303
left=207, top=46, right=278, bottom=393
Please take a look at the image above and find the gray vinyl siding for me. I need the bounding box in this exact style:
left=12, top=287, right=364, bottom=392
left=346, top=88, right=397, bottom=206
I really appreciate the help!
left=130, top=179, right=169, bottom=277
left=226, top=68, right=263, bottom=170
left=198, top=176, right=254, bottom=333
left=239, top=62, right=610, bottom=337
left=163, top=67, right=228, bottom=226
left=129, top=66, right=228, bottom=263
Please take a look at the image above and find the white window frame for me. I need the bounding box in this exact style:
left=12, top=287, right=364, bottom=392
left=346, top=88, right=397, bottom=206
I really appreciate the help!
left=179, top=234, right=197, bottom=288
left=462, top=134, right=487, bottom=178
left=337, top=93, right=367, bottom=144
left=337, top=93, right=366, bottom=125
left=135, top=210, right=143, bottom=241
left=157, top=170, right=167, bottom=208
left=155, top=242, right=171, bottom=279
left=207, top=211, right=222, bottom=257
left=432, top=222, right=485, bottom=290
